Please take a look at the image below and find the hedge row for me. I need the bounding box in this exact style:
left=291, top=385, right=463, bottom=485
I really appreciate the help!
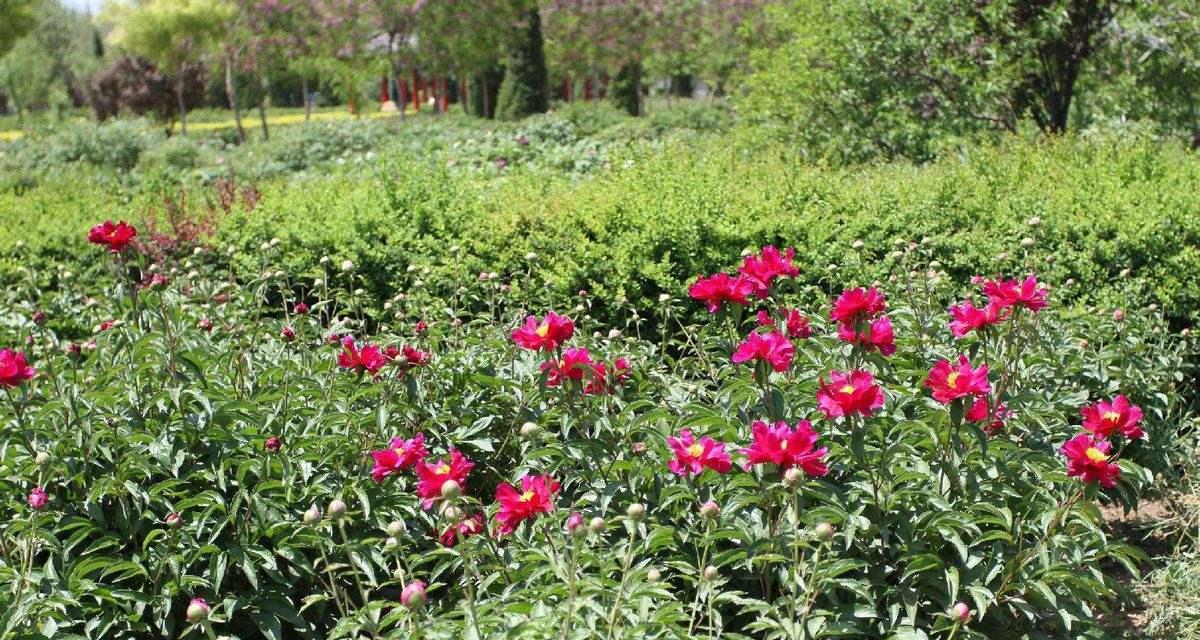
left=213, top=133, right=1200, bottom=326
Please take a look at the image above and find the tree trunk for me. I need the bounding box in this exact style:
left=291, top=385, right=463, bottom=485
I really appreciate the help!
left=398, top=75, right=407, bottom=121
left=225, top=56, right=246, bottom=144
left=257, top=71, right=269, bottom=141
left=176, top=78, right=188, bottom=135
left=301, top=75, right=311, bottom=122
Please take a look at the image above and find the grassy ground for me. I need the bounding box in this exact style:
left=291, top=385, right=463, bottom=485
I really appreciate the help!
left=0, top=104, right=416, bottom=141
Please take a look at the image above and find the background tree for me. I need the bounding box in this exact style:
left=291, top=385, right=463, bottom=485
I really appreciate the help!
left=0, top=0, right=37, bottom=61
left=105, top=0, right=230, bottom=134
left=496, top=3, right=549, bottom=120
left=0, top=0, right=99, bottom=124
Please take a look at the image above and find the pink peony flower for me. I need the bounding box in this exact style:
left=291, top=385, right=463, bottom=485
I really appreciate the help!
left=924, top=356, right=991, bottom=404
left=667, top=429, right=732, bottom=477
left=836, top=316, right=895, bottom=356
left=0, top=350, right=36, bottom=388
left=512, top=311, right=575, bottom=351
left=1081, top=395, right=1144, bottom=440
left=1061, top=434, right=1121, bottom=487
left=947, top=300, right=1008, bottom=338
left=785, top=309, right=812, bottom=339
left=688, top=273, right=756, bottom=313
left=338, top=340, right=389, bottom=376
left=967, top=397, right=1011, bottom=435
left=541, top=347, right=595, bottom=387
left=370, top=433, right=428, bottom=482
left=982, top=275, right=1048, bottom=312
left=495, top=474, right=559, bottom=535
left=414, top=449, right=474, bottom=508
left=739, top=246, right=799, bottom=297
left=830, top=287, right=886, bottom=325
left=817, top=370, right=885, bottom=418
left=438, top=513, right=486, bottom=547
left=741, top=420, right=829, bottom=476
left=87, top=220, right=138, bottom=253
left=731, top=331, right=794, bottom=372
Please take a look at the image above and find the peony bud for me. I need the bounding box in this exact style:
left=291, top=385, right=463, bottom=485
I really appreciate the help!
left=341, top=260, right=354, bottom=272
left=166, top=512, right=182, bottom=528
left=281, top=326, right=295, bottom=341
left=608, top=329, right=621, bottom=340
left=401, top=581, right=427, bottom=609
left=851, top=239, right=864, bottom=250
left=384, top=536, right=399, bottom=551
left=647, top=568, right=662, bottom=582
left=703, top=566, right=719, bottom=580
left=566, top=512, right=587, bottom=537
left=951, top=602, right=971, bottom=623
left=265, top=436, right=281, bottom=452
left=303, top=504, right=321, bottom=524
left=1020, top=237, right=1035, bottom=248
left=783, top=467, right=804, bottom=487
left=387, top=520, right=406, bottom=537
left=440, top=480, right=462, bottom=500
left=814, top=522, right=834, bottom=542
left=392, top=567, right=406, bottom=581
left=626, top=503, right=646, bottom=521
left=1027, top=216, right=1041, bottom=227
left=186, top=597, right=210, bottom=624
left=1112, top=309, right=1125, bottom=322
left=327, top=499, right=347, bottom=519
left=699, top=500, right=719, bottom=520
left=320, top=255, right=330, bottom=265
left=520, top=422, right=540, bottom=438
left=631, top=442, right=647, bottom=456
left=588, top=516, right=606, bottom=533
left=35, top=451, right=51, bottom=466
left=28, top=487, right=48, bottom=510
left=32, top=310, right=45, bottom=325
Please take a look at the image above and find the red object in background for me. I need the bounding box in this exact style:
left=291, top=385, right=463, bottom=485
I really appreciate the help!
left=412, top=70, right=422, bottom=112
left=438, top=78, right=448, bottom=113
left=561, top=77, right=571, bottom=101
left=380, top=76, right=389, bottom=104
left=583, top=78, right=592, bottom=100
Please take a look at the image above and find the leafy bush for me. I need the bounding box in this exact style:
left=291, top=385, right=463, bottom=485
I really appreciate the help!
left=0, top=233, right=1178, bottom=638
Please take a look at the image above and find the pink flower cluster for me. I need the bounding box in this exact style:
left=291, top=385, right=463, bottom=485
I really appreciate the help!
left=689, top=246, right=799, bottom=313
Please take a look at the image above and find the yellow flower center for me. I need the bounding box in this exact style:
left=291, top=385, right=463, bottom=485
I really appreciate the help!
left=946, top=372, right=960, bottom=386
left=435, top=463, right=451, bottom=475
left=780, top=440, right=789, bottom=450
left=687, top=443, right=704, bottom=457
left=519, top=490, right=535, bottom=502
left=1084, top=447, right=1107, bottom=463
left=1102, top=411, right=1120, bottom=422
left=535, top=323, right=550, bottom=338
left=839, top=385, right=856, bottom=395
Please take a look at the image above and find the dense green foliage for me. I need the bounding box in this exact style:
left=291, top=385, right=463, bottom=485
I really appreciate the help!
left=0, top=227, right=1184, bottom=637
left=740, top=0, right=1200, bottom=162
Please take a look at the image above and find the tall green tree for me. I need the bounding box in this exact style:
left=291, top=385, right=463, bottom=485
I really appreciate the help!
left=0, top=0, right=37, bottom=61
left=106, top=0, right=230, bottom=134
left=496, top=6, right=548, bottom=120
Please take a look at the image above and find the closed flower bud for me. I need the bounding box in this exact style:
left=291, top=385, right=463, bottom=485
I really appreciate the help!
left=186, top=597, right=210, bottom=624
left=566, top=512, right=587, bottom=537
left=1027, top=216, right=1041, bottom=227
left=303, top=504, right=321, bottom=523
left=608, top=329, right=621, bottom=339
left=384, top=536, right=399, bottom=551
left=658, top=293, right=671, bottom=303
left=1113, top=309, right=1125, bottom=322
left=783, top=467, right=804, bottom=487
left=814, top=522, right=834, bottom=542
left=35, top=451, right=51, bottom=466
left=440, top=480, right=462, bottom=500
left=703, top=566, right=719, bottom=580
left=1020, top=237, right=1035, bottom=248
left=441, top=504, right=463, bottom=522
left=387, top=520, right=406, bottom=537
left=281, top=326, right=295, bottom=341
left=32, top=310, right=45, bottom=325
left=265, top=436, right=281, bottom=452
left=270, top=237, right=281, bottom=247
left=626, top=503, right=646, bottom=520
left=520, top=422, right=540, bottom=438
left=851, top=240, right=864, bottom=250
left=401, top=581, right=427, bottom=609
left=647, top=568, right=662, bottom=582
left=525, top=252, right=538, bottom=261
left=166, top=512, right=182, bottom=528
left=699, top=500, right=719, bottom=520
left=327, top=499, right=347, bottom=519
left=588, top=516, right=606, bottom=532
left=488, top=272, right=499, bottom=281
left=951, top=602, right=971, bottom=623
left=341, top=260, right=354, bottom=272
left=320, top=256, right=330, bottom=265
left=631, top=442, right=647, bottom=456
left=392, top=567, right=406, bottom=581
